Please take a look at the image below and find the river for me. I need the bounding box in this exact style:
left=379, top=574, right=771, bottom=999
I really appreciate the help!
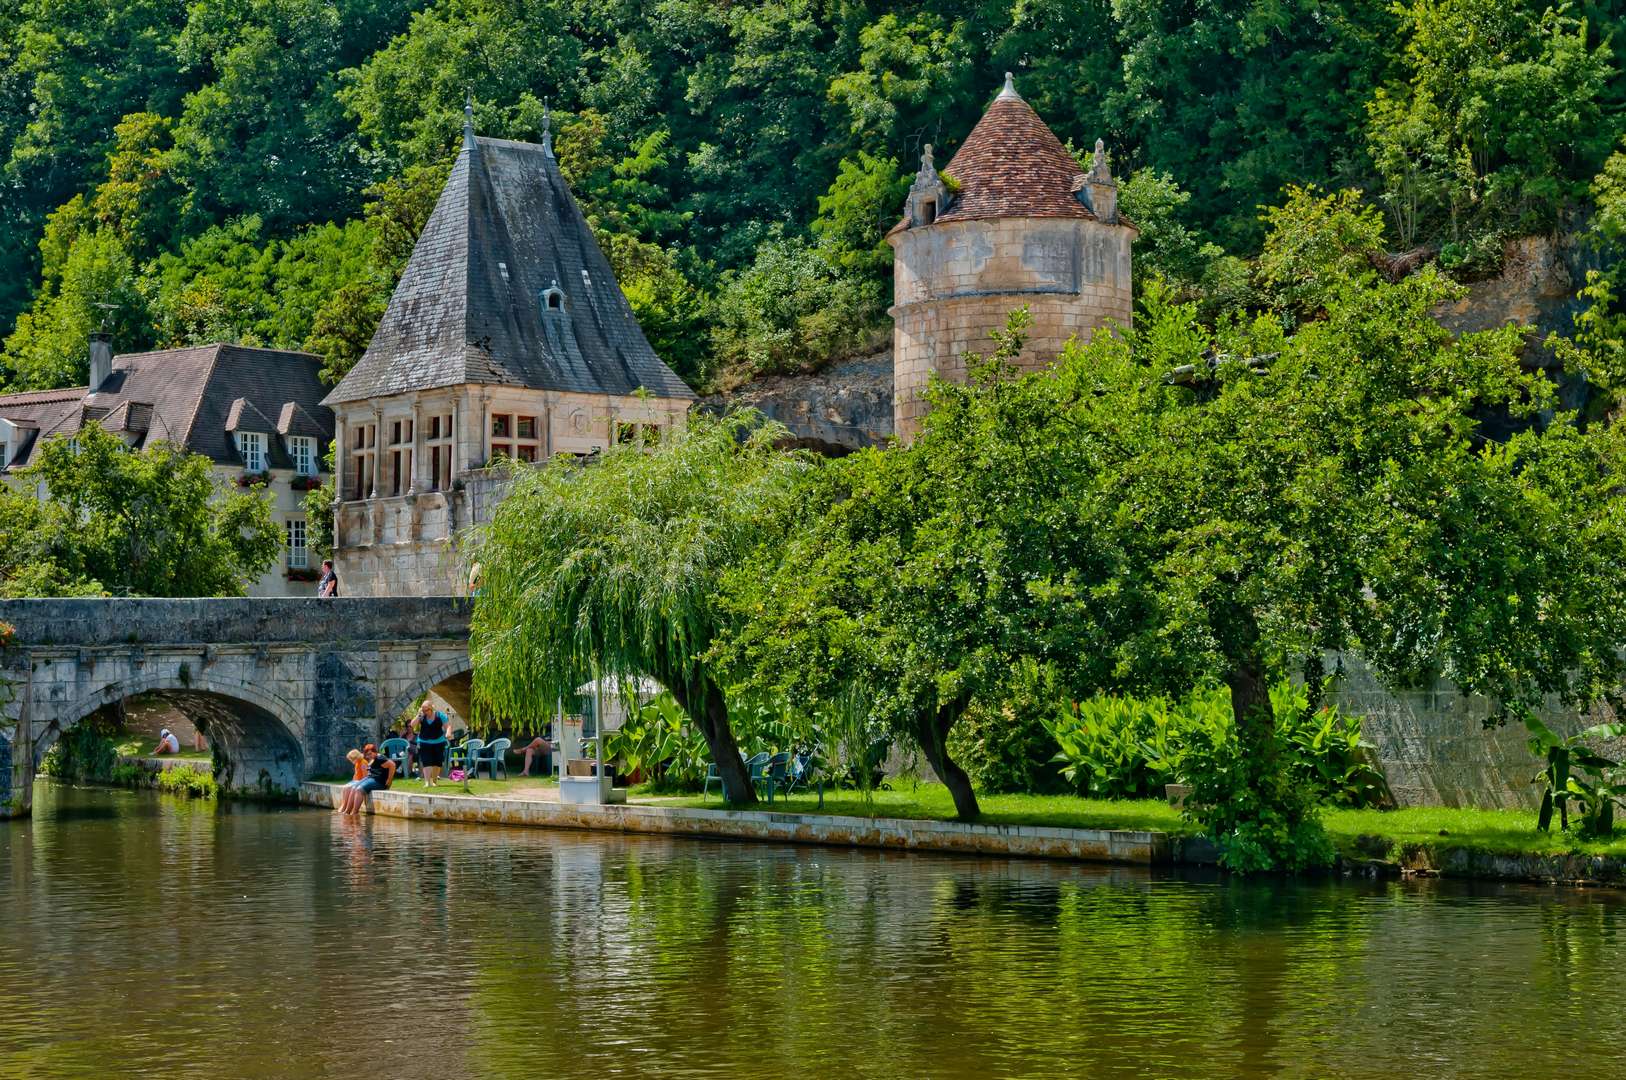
left=2, top=783, right=1624, bottom=1078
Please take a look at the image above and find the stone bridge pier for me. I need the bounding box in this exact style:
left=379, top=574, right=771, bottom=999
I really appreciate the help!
left=0, top=597, right=470, bottom=817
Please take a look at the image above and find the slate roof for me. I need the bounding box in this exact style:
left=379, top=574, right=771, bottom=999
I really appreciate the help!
left=0, top=344, right=333, bottom=471
left=323, top=133, right=695, bottom=406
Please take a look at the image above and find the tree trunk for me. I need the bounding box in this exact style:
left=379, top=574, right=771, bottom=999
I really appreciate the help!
left=667, top=674, right=756, bottom=805
left=913, top=693, right=978, bottom=820
left=1225, top=654, right=1277, bottom=774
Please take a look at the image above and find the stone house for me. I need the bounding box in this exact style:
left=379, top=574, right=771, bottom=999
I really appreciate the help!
left=0, top=336, right=334, bottom=597
left=888, top=73, right=1136, bottom=442
left=321, top=105, right=695, bottom=596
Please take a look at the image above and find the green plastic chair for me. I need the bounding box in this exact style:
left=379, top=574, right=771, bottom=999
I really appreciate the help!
left=472, top=737, right=510, bottom=780
left=449, top=738, right=483, bottom=778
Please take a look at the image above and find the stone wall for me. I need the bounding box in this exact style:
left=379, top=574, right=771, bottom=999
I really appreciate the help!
left=1333, top=657, right=1620, bottom=810
left=701, top=353, right=895, bottom=453
left=890, top=215, right=1133, bottom=441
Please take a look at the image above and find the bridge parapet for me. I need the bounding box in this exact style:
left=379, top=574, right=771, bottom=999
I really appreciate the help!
left=0, top=596, right=469, bottom=648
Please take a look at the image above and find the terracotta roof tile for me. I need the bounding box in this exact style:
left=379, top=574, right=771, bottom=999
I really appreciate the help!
left=937, top=89, right=1091, bottom=225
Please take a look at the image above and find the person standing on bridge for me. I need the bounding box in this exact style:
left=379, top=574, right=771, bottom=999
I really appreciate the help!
left=317, top=559, right=339, bottom=598
left=412, top=701, right=451, bottom=787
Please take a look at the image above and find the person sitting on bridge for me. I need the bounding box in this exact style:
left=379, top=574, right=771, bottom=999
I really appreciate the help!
left=153, top=729, right=180, bottom=755
left=344, top=744, right=396, bottom=814
left=335, top=749, right=368, bottom=814
left=511, top=734, right=556, bottom=777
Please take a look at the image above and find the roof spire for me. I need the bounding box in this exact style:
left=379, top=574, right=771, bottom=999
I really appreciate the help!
left=463, top=90, right=475, bottom=151
left=997, top=71, right=1019, bottom=101
left=542, top=98, right=553, bottom=158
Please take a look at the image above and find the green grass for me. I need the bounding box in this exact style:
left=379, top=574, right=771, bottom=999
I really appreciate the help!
left=642, top=783, right=1191, bottom=834
left=1323, top=805, right=1626, bottom=858
left=114, top=737, right=209, bottom=761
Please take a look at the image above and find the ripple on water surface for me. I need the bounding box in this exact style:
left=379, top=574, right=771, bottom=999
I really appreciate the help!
left=2, top=782, right=1625, bottom=1079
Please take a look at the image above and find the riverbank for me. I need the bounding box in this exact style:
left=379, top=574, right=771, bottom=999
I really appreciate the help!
left=300, top=782, right=1178, bottom=864
left=300, top=780, right=1626, bottom=887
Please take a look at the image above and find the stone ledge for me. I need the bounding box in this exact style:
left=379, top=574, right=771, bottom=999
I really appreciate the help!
left=300, top=782, right=1174, bottom=866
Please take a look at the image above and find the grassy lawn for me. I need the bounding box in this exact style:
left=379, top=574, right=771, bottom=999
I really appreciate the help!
left=640, top=783, right=1191, bottom=834
left=114, top=736, right=209, bottom=761
left=1323, top=805, right=1626, bottom=859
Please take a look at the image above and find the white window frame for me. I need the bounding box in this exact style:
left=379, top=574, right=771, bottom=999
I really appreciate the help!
left=285, top=518, right=308, bottom=570
left=289, top=435, right=316, bottom=476
left=237, top=431, right=267, bottom=473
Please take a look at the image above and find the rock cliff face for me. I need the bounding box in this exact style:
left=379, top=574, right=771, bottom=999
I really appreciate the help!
left=702, top=353, right=895, bottom=454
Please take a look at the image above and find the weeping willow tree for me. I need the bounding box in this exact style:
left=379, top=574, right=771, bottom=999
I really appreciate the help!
left=469, top=410, right=814, bottom=803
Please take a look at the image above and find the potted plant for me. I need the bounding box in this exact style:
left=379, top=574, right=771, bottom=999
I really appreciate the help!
left=237, top=469, right=272, bottom=487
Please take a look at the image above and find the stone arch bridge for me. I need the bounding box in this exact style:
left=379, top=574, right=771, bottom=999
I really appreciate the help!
left=0, top=597, right=470, bottom=817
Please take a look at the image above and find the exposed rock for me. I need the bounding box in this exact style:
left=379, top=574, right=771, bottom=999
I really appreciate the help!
left=701, top=352, right=895, bottom=455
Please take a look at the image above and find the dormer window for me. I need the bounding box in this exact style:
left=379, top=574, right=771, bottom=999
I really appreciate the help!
left=541, top=282, right=565, bottom=314
left=289, top=435, right=316, bottom=476
left=236, top=431, right=267, bottom=473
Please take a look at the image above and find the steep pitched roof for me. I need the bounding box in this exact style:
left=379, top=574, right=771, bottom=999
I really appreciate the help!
left=0, top=344, right=333, bottom=470
left=323, top=133, right=695, bottom=406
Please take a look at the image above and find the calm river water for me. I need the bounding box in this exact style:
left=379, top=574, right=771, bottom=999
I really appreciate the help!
left=3, top=783, right=1625, bottom=1078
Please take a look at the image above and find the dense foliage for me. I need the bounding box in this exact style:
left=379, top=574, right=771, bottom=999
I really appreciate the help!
left=0, top=424, right=281, bottom=596
left=7, top=0, right=1626, bottom=393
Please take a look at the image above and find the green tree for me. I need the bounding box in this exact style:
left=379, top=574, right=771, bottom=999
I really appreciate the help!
left=719, top=313, right=1140, bottom=820
left=5, top=424, right=280, bottom=596
left=470, top=412, right=814, bottom=803
left=1368, top=0, right=1614, bottom=259
left=810, top=151, right=909, bottom=279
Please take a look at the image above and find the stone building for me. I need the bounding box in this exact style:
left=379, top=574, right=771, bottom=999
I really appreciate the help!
left=322, top=104, right=695, bottom=596
left=888, top=73, right=1136, bottom=441
left=0, top=337, right=333, bottom=597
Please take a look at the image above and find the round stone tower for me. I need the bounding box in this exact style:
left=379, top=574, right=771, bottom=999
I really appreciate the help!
left=888, top=73, right=1136, bottom=442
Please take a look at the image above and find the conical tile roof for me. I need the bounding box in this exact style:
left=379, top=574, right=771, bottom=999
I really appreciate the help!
left=936, top=77, right=1094, bottom=224
left=324, top=134, right=694, bottom=406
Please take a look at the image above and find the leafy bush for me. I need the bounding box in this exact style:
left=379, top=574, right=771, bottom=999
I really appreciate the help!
left=708, top=234, right=887, bottom=388
left=1046, top=679, right=1386, bottom=809
left=155, top=764, right=217, bottom=800
left=39, top=724, right=117, bottom=782
left=109, top=761, right=150, bottom=788
left=950, top=693, right=1074, bottom=796
left=600, top=692, right=711, bottom=792
left=1179, top=731, right=1336, bottom=872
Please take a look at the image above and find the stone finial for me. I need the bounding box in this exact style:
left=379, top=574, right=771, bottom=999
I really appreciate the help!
left=1077, top=136, right=1118, bottom=223
left=542, top=98, right=553, bottom=158
left=906, top=142, right=950, bottom=227
left=997, top=71, right=1019, bottom=100
left=463, top=90, right=475, bottom=151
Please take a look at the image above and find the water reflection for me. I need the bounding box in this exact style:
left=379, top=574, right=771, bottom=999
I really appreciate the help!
left=2, top=783, right=1623, bottom=1078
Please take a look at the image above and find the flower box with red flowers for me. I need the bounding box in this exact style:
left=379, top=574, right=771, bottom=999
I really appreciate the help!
left=238, top=470, right=272, bottom=487
left=286, top=566, right=320, bottom=582
left=292, top=474, right=326, bottom=492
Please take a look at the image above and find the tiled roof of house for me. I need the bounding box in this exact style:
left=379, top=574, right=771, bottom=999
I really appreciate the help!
left=323, top=130, right=696, bottom=406
left=0, top=344, right=333, bottom=471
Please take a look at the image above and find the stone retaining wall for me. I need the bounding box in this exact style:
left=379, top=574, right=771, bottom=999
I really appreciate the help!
left=300, top=782, right=1173, bottom=865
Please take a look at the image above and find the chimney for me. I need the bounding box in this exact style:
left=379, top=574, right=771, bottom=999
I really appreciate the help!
left=88, top=332, right=113, bottom=391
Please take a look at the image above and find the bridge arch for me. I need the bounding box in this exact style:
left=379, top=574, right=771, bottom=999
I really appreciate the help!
left=382, top=656, right=473, bottom=733
left=44, top=673, right=308, bottom=796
